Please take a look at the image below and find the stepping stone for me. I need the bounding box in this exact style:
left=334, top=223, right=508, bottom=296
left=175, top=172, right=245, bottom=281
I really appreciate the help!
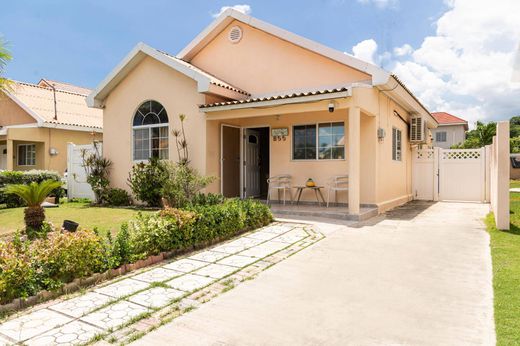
left=271, top=228, right=308, bottom=243
left=94, top=278, right=149, bottom=299
left=217, top=254, right=258, bottom=268
left=49, top=292, right=113, bottom=318
left=193, top=263, right=237, bottom=279
left=246, top=231, right=279, bottom=241
left=239, top=241, right=289, bottom=259
left=262, top=224, right=295, bottom=234
left=80, top=301, right=149, bottom=330
left=166, top=274, right=215, bottom=292
left=132, top=267, right=182, bottom=283
left=128, top=287, right=185, bottom=309
left=163, top=258, right=208, bottom=273
left=211, top=238, right=263, bottom=254
left=0, top=309, right=72, bottom=342
left=25, top=320, right=101, bottom=346
left=190, top=250, right=229, bottom=263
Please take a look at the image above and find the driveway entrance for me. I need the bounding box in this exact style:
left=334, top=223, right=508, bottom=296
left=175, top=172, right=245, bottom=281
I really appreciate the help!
left=134, top=201, right=494, bottom=345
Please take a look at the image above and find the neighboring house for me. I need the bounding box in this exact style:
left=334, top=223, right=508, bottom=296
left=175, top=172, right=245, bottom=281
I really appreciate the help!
left=87, top=9, right=437, bottom=217
left=431, top=112, right=468, bottom=149
left=0, top=79, right=103, bottom=173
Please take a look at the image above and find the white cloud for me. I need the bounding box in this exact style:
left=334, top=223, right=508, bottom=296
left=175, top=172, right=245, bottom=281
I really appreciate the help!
left=212, top=4, right=251, bottom=18
left=357, top=0, right=398, bottom=9
left=393, top=44, right=413, bottom=57
left=351, top=39, right=378, bottom=64
left=353, top=0, right=520, bottom=124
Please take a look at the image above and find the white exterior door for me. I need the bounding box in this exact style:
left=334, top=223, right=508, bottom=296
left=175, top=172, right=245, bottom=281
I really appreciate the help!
left=244, top=129, right=260, bottom=198
left=0, top=145, right=7, bottom=170
left=412, top=147, right=486, bottom=202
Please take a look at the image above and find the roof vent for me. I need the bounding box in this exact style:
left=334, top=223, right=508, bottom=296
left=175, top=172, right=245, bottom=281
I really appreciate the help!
left=228, top=26, right=243, bottom=44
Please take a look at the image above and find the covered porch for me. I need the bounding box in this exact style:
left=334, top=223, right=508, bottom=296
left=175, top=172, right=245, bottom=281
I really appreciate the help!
left=0, top=135, right=45, bottom=171
left=203, top=87, right=379, bottom=219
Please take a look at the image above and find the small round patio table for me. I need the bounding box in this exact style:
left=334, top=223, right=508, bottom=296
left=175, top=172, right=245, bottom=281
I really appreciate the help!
left=294, top=186, right=326, bottom=206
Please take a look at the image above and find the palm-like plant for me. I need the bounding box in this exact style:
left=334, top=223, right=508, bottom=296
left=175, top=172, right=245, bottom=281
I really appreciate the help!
left=0, top=38, right=12, bottom=93
left=4, top=180, right=62, bottom=231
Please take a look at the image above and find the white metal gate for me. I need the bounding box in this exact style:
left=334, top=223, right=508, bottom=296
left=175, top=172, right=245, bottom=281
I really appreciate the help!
left=66, top=142, right=102, bottom=200
left=412, top=147, right=487, bottom=202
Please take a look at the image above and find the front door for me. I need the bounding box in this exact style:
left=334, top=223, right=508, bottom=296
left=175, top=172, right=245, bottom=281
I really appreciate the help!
left=244, top=129, right=261, bottom=197
left=221, top=125, right=241, bottom=197
left=0, top=145, right=7, bottom=170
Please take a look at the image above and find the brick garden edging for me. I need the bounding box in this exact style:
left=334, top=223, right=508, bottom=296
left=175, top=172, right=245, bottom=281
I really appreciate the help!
left=0, top=227, right=260, bottom=316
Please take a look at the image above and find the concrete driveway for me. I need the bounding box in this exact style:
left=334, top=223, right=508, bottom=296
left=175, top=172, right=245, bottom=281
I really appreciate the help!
left=134, top=202, right=495, bottom=346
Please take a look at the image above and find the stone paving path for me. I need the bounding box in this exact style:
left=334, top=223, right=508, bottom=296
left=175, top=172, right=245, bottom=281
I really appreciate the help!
left=0, top=222, right=322, bottom=346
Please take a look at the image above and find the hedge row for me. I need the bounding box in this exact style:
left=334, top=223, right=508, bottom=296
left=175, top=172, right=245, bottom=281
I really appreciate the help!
left=0, top=170, right=63, bottom=207
left=0, top=198, right=273, bottom=303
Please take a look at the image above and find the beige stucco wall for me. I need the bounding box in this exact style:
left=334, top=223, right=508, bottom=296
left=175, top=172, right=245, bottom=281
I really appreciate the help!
left=0, top=93, right=38, bottom=126
left=190, top=20, right=371, bottom=94
left=431, top=124, right=466, bottom=149
left=374, top=94, right=413, bottom=211
left=5, top=127, right=101, bottom=173
left=102, top=56, right=207, bottom=190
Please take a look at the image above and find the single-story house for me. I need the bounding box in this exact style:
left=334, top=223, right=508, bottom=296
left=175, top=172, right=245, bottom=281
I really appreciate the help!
left=0, top=79, right=103, bottom=173
left=87, top=9, right=437, bottom=217
left=431, top=112, right=468, bottom=149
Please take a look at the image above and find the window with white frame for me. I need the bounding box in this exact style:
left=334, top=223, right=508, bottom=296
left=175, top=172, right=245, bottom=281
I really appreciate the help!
left=293, top=122, right=345, bottom=160
left=435, top=131, right=447, bottom=142
left=18, top=144, right=36, bottom=166
left=132, top=100, right=169, bottom=161
left=392, top=128, right=402, bottom=161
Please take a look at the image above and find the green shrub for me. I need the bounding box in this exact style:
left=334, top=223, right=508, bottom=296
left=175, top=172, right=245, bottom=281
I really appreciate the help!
left=0, top=170, right=63, bottom=208
left=107, top=188, right=132, bottom=206
left=161, top=163, right=215, bottom=208
left=31, top=229, right=108, bottom=285
left=191, top=192, right=225, bottom=206
left=0, top=233, right=38, bottom=302
left=127, top=158, right=169, bottom=207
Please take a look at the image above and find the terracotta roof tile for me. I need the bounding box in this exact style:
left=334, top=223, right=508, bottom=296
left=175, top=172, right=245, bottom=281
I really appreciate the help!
left=10, top=81, right=103, bottom=129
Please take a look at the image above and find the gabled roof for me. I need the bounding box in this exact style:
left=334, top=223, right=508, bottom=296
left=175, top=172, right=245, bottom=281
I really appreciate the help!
left=178, top=8, right=391, bottom=85
left=432, top=112, right=468, bottom=130
left=38, top=79, right=92, bottom=95
left=5, top=81, right=103, bottom=131
left=87, top=42, right=249, bottom=108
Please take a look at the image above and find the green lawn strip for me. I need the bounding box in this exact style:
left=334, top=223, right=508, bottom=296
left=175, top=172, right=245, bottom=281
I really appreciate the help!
left=0, top=202, right=155, bottom=236
left=486, top=187, right=520, bottom=345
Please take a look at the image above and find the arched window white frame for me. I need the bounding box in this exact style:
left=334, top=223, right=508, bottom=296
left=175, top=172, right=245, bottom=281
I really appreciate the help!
left=132, top=100, right=169, bottom=161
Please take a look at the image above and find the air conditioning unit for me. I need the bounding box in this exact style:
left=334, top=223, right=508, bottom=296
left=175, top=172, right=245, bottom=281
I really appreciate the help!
left=410, top=115, right=426, bottom=143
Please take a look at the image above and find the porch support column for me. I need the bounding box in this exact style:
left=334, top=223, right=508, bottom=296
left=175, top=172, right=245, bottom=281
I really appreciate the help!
left=348, top=107, right=360, bottom=215
left=6, top=139, right=13, bottom=171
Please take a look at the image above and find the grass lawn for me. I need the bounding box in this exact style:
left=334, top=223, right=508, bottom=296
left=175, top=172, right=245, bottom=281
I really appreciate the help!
left=486, top=181, right=520, bottom=345
left=0, top=202, right=155, bottom=237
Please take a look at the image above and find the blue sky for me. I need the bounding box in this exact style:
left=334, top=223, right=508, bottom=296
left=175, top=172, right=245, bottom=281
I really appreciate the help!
left=1, top=0, right=519, bottom=123
left=1, top=0, right=446, bottom=88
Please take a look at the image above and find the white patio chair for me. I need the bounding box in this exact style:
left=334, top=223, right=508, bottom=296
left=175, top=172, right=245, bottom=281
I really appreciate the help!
left=267, top=174, right=293, bottom=205
left=326, top=175, right=349, bottom=207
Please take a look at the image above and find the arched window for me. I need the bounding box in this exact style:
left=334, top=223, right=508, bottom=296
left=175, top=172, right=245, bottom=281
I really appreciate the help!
left=133, top=100, right=169, bottom=160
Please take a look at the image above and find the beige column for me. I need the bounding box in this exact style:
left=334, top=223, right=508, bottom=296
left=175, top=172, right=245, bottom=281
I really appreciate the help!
left=348, top=107, right=360, bottom=214
left=495, top=121, right=510, bottom=230
left=6, top=139, right=14, bottom=170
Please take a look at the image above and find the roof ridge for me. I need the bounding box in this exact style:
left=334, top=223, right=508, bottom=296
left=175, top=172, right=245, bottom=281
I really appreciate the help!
left=12, top=80, right=91, bottom=97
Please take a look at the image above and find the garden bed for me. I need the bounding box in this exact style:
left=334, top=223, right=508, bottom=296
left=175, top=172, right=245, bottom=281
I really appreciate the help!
left=0, top=198, right=272, bottom=314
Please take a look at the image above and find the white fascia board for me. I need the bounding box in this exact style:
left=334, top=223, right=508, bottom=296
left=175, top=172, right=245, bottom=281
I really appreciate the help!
left=177, top=9, right=391, bottom=84
left=202, top=90, right=351, bottom=113
left=41, top=122, right=103, bottom=133
left=87, top=42, right=214, bottom=108
left=3, top=92, right=45, bottom=125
